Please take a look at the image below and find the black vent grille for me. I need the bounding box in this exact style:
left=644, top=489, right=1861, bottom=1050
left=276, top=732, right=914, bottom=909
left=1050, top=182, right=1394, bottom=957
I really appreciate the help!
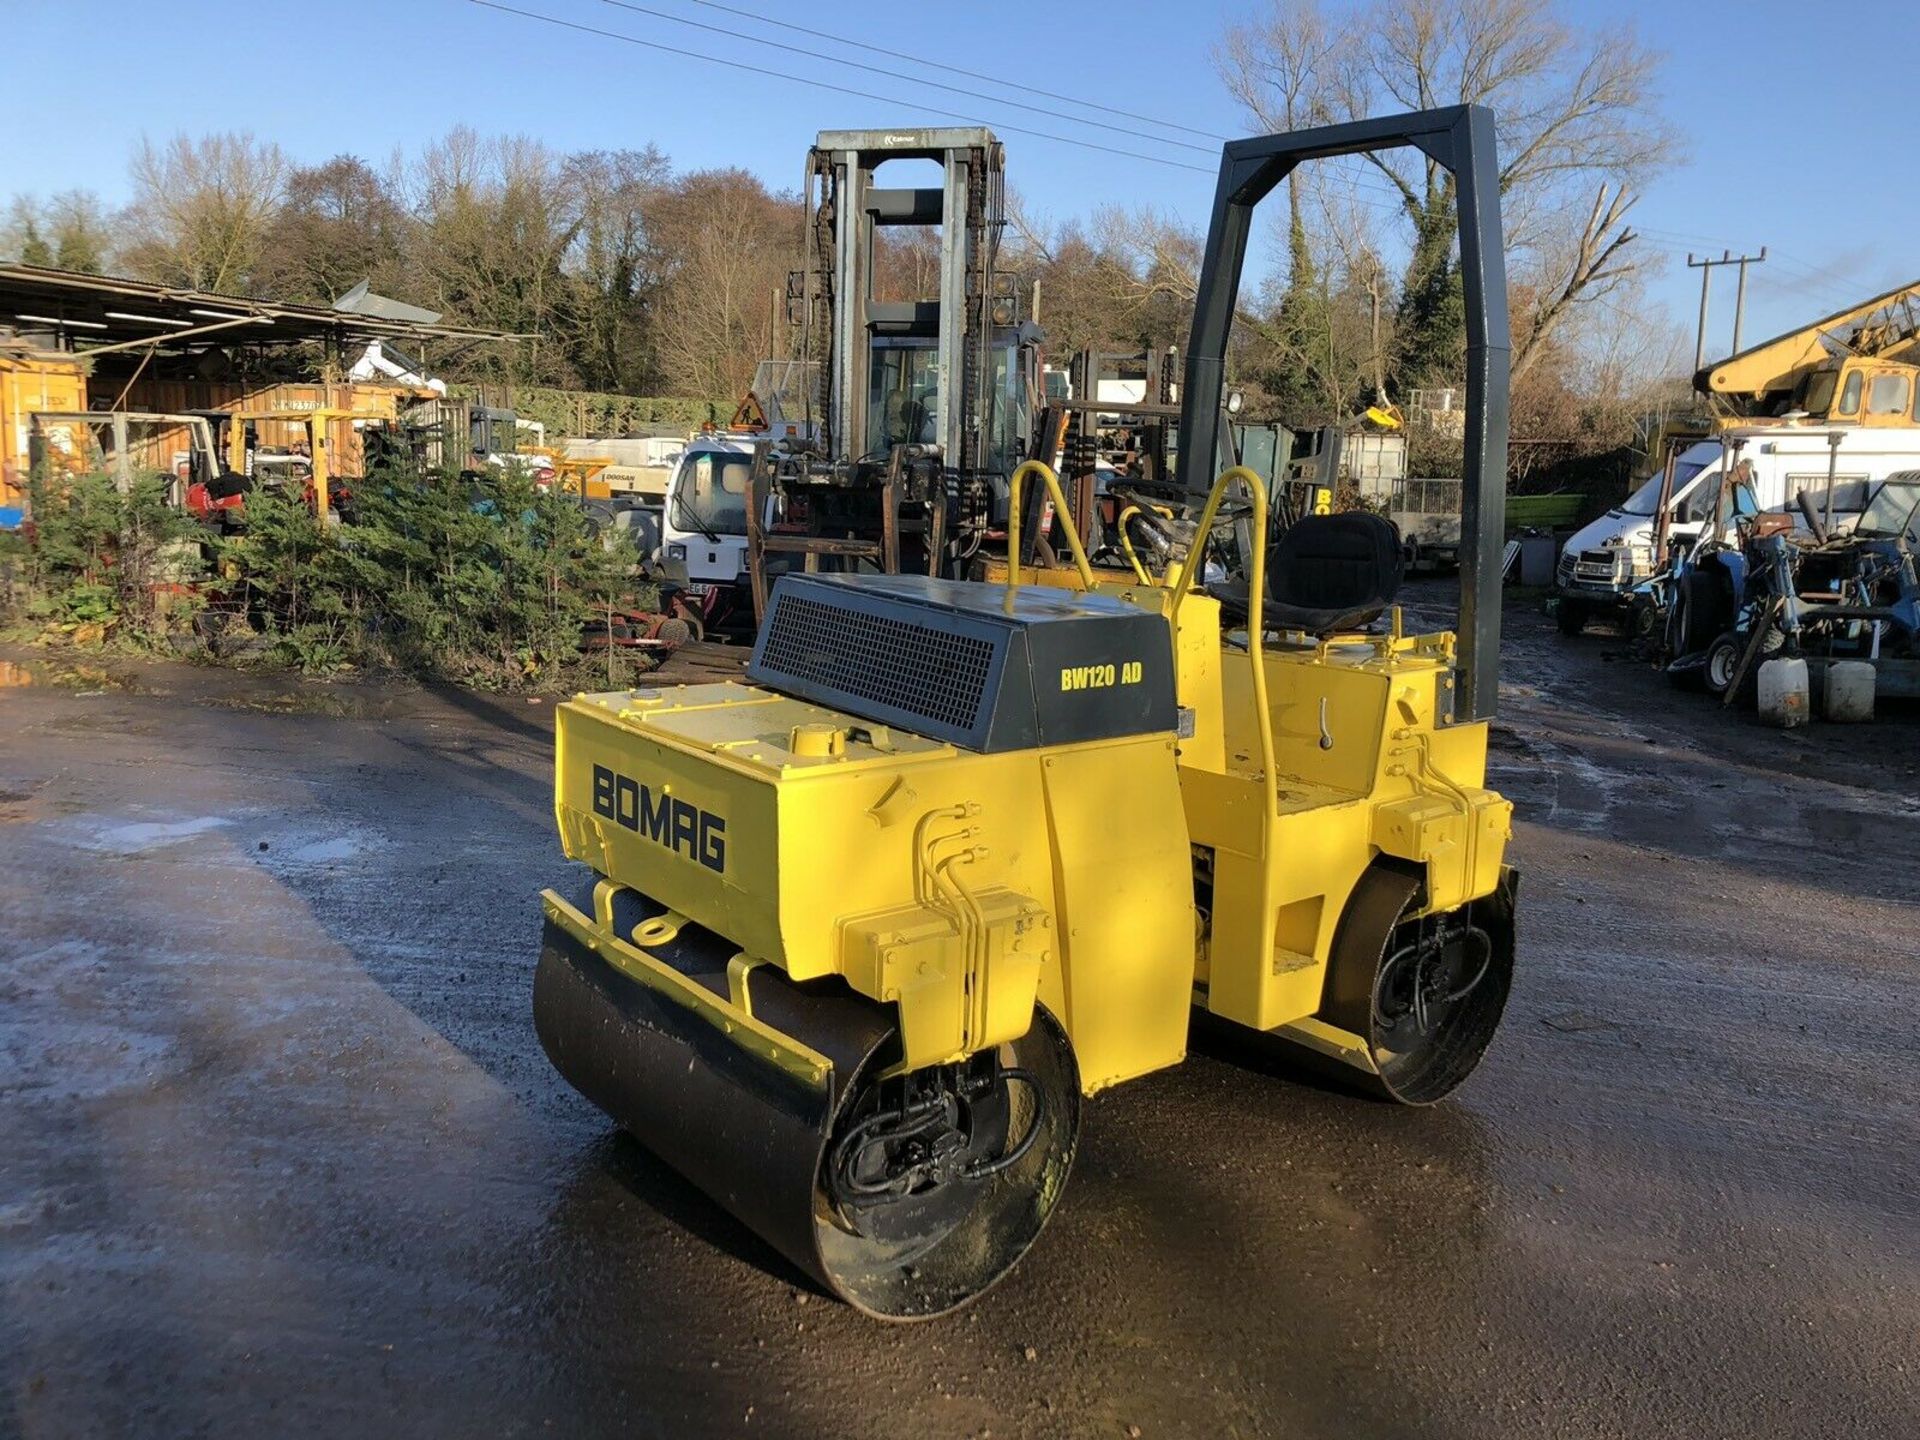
left=758, top=593, right=995, bottom=733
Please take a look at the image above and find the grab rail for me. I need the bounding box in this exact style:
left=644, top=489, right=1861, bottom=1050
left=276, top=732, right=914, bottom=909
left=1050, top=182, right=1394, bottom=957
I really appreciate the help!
left=1004, top=460, right=1096, bottom=613
left=1115, top=505, right=1153, bottom=585
left=1170, top=467, right=1277, bottom=803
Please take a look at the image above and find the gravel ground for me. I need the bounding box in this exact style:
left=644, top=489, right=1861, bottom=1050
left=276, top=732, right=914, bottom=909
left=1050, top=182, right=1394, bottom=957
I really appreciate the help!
left=2, top=589, right=1915, bottom=1439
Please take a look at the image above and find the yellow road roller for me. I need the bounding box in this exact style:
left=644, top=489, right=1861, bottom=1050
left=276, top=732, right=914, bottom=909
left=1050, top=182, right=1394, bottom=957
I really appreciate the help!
left=534, top=105, right=1519, bottom=1318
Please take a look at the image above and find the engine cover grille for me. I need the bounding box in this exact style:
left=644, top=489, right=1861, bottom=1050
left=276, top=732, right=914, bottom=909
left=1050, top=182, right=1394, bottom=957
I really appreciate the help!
left=748, top=573, right=1177, bottom=753
left=755, top=591, right=997, bottom=735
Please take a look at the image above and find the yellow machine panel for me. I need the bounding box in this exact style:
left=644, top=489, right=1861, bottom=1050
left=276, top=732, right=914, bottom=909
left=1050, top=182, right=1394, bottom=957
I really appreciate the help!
left=552, top=678, right=1197, bottom=1091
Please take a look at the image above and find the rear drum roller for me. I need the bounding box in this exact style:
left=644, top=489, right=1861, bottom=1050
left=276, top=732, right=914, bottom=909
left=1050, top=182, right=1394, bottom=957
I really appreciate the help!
left=1322, top=865, right=1516, bottom=1104
left=815, top=1009, right=1079, bottom=1318
left=534, top=903, right=1078, bottom=1320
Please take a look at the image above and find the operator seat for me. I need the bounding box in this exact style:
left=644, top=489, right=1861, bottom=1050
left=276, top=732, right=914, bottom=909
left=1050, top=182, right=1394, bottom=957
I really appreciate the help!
left=1210, top=511, right=1404, bottom=635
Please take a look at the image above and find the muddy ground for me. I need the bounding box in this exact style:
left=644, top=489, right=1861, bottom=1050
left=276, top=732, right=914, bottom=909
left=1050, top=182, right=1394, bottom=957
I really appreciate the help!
left=2, top=587, right=1916, bottom=1439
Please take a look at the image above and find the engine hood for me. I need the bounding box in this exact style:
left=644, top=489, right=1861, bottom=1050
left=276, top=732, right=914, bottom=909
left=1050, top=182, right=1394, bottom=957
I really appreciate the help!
left=1560, top=511, right=1651, bottom=557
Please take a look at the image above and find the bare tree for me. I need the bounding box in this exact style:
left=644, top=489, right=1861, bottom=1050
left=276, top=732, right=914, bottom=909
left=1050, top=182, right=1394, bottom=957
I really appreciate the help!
left=45, top=190, right=115, bottom=273
left=1216, top=0, right=1337, bottom=290
left=5, top=190, right=116, bottom=272
left=567, top=146, right=672, bottom=393
left=1003, top=194, right=1142, bottom=353
left=120, top=133, right=290, bottom=292
left=256, top=156, right=412, bottom=305
left=649, top=169, right=800, bottom=400
left=405, top=129, right=587, bottom=383
left=1218, top=0, right=1672, bottom=384
left=1510, top=182, right=1638, bottom=382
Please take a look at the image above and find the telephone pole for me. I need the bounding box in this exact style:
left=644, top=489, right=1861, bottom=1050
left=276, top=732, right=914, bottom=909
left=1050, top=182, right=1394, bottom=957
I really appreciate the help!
left=1731, top=247, right=1767, bottom=353
left=1688, top=248, right=1768, bottom=371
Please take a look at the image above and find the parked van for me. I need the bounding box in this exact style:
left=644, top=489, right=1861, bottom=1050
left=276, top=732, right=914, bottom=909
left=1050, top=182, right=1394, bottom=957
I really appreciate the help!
left=660, top=434, right=756, bottom=627
left=1555, top=425, right=1920, bottom=629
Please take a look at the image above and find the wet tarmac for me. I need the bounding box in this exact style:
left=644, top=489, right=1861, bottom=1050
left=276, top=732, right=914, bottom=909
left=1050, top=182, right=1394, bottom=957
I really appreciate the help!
left=3, top=590, right=1917, bottom=1438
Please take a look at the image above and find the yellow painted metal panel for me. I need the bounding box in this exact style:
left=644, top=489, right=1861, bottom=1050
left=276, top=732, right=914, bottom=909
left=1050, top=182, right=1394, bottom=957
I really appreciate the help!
left=1036, top=736, right=1194, bottom=1090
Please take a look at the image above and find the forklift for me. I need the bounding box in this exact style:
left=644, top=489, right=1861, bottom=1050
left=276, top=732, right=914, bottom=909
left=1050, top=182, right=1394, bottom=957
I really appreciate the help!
left=188, top=406, right=394, bottom=527
left=534, top=106, right=1516, bottom=1319
left=742, top=128, right=1043, bottom=618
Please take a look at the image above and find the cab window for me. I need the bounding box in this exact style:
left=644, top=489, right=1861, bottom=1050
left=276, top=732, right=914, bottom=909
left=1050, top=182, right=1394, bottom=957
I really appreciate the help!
left=1837, top=370, right=1864, bottom=415
left=1867, top=372, right=1910, bottom=416
left=1670, top=475, right=1710, bottom=524
left=1802, top=369, right=1838, bottom=415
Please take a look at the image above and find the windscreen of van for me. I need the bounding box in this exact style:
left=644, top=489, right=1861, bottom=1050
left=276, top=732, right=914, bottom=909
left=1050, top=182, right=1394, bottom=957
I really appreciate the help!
left=1620, top=448, right=1714, bottom=515
left=671, top=451, right=751, bottom=535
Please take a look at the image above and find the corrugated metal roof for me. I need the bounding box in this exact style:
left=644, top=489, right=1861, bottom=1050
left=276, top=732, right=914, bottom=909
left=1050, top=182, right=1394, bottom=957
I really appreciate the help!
left=0, top=263, right=530, bottom=353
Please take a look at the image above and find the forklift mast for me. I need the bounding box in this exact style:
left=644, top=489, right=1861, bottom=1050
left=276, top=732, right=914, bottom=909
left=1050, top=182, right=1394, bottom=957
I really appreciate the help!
left=803, top=127, right=1015, bottom=477
left=1175, top=105, right=1511, bottom=722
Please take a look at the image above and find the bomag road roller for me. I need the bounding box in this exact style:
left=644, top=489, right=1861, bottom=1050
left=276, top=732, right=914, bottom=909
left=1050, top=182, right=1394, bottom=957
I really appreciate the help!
left=534, top=106, right=1520, bottom=1319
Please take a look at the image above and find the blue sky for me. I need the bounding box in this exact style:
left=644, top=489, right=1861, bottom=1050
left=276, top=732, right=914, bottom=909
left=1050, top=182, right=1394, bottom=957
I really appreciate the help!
left=9, top=0, right=1915, bottom=362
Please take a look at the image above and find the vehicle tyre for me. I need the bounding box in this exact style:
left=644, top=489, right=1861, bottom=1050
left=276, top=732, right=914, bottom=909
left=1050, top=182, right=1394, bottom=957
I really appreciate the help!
left=1705, top=627, right=1781, bottom=702
left=1555, top=598, right=1589, bottom=636
left=1703, top=631, right=1744, bottom=698
left=1673, top=570, right=1726, bottom=656
left=1626, top=595, right=1660, bottom=643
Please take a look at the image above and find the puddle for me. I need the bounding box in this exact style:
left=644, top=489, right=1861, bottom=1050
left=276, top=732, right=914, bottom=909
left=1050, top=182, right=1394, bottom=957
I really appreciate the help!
left=202, top=691, right=381, bottom=718
left=277, top=830, right=387, bottom=864
left=0, top=646, right=410, bottom=717
left=70, top=814, right=233, bottom=854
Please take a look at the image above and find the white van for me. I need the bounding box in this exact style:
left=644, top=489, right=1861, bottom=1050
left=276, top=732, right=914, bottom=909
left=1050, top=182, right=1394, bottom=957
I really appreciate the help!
left=1555, top=425, right=1920, bottom=622
left=660, top=435, right=756, bottom=616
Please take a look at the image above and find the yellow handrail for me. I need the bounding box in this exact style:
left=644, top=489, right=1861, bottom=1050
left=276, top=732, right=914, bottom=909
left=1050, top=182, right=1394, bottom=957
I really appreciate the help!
left=1115, top=505, right=1153, bottom=585
left=1004, top=460, right=1096, bottom=611
left=1170, top=467, right=1278, bottom=805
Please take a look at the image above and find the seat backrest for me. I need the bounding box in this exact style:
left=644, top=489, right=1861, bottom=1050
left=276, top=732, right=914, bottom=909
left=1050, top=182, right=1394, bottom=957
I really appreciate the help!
left=1271, top=512, right=1403, bottom=612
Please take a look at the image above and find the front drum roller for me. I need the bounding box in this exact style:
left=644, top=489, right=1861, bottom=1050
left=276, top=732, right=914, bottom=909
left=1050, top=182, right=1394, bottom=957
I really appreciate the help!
left=1321, top=864, right=1517, bottom=1104
left=533, top=893, right=1080, bottom=1319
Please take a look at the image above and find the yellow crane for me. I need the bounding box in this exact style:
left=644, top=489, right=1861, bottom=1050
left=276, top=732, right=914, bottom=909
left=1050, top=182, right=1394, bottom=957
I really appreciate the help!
left=1698, top=278, right=1920, bottom=427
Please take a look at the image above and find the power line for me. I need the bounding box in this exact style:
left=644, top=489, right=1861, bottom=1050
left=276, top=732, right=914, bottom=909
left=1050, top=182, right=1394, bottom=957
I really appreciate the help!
left=658, top=0, right=1729, bottom=240
left=670, top=0, right=1441, bottom=214
left=467, top=1, right=1218, bottom=175
left=598, top=0, right=1219, bottom=157
left=475, top=1, right=1422, bottom=229
left=1640, top=242, right=1848, bottom=309
left=1771, top=248, right=1877, bottom=294
left=671, top=0, right=1431, bottom=208
left=611, top=0, right=1421, bottom=214
left=1637, top=227, right=1859, bottom=303
left=673, top=0, right=1226, bottom=146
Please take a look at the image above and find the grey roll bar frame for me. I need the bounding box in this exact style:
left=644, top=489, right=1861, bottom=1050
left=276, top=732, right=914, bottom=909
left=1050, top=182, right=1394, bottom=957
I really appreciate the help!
left=1175, top=105, right=1511, bottom=723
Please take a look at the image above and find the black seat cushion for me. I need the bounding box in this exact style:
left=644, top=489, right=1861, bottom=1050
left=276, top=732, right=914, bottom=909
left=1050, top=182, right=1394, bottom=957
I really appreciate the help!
left=1210, top=511, right=1404, bottom=635
left=205, top=469, right=253, bottom=501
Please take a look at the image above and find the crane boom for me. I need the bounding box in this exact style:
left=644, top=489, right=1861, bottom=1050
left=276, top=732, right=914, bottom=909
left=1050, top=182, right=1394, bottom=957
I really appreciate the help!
left=1698, top=277, right=1920, bottom=405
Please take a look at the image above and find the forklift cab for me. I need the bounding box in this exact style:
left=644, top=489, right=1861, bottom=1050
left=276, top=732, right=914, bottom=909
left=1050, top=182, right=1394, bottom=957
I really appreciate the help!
left=865, top=326, right=1040, bottom=480
left=469, top=406, right=518, bottom=464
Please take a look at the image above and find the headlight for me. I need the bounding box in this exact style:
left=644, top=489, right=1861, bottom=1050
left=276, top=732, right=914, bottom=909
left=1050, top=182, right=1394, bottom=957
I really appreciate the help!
left=666, top=543, right=687, bottom=560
